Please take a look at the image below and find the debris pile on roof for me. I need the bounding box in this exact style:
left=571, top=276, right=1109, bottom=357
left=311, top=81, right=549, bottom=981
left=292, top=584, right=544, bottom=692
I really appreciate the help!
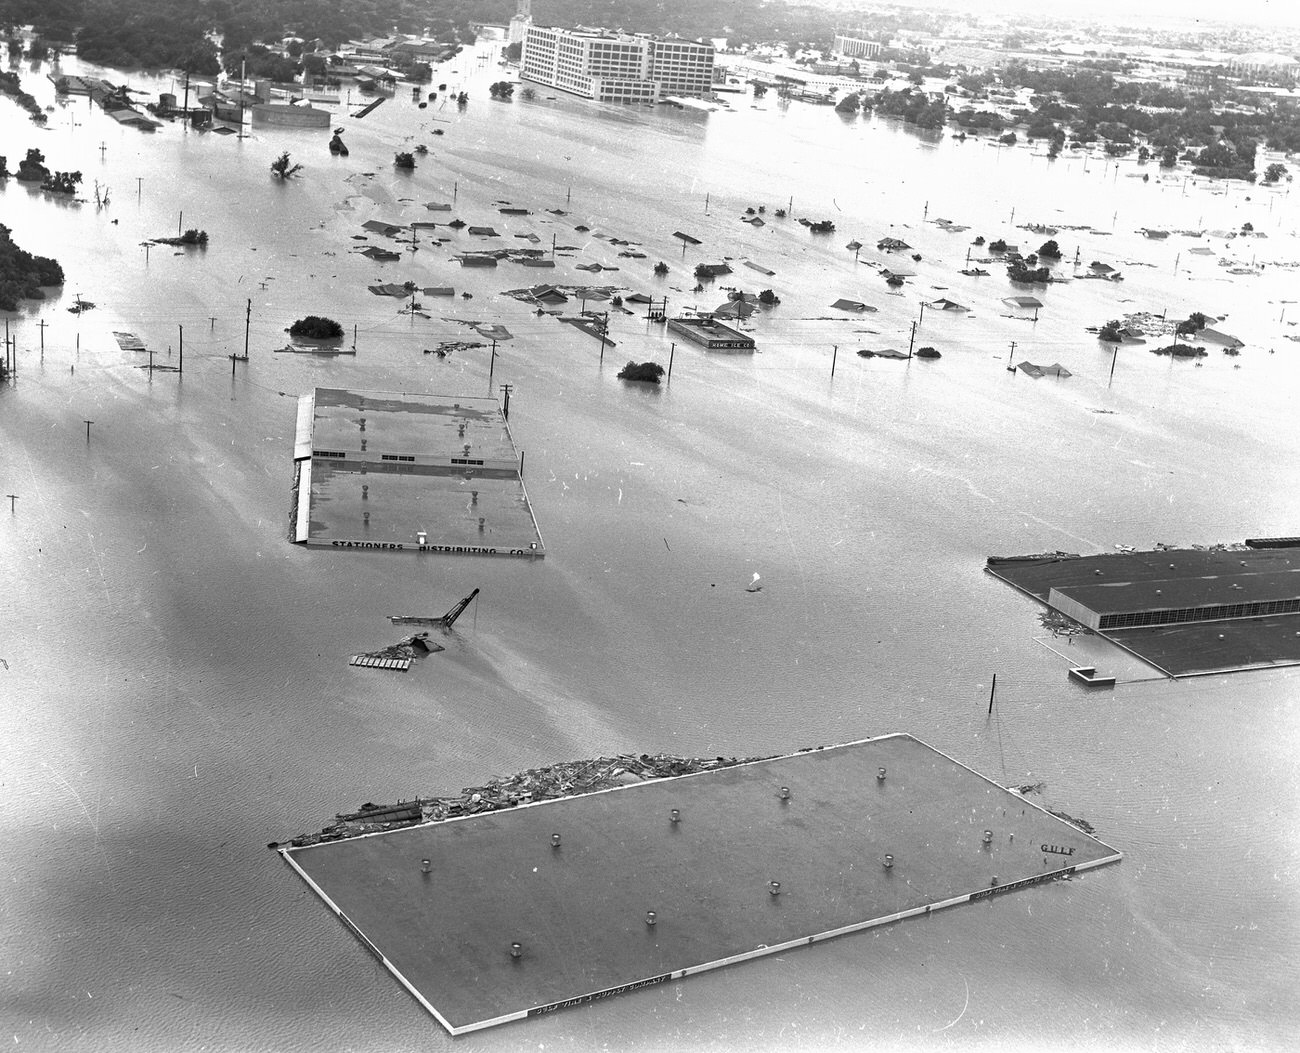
left=279, top=752, right=770, bottom=847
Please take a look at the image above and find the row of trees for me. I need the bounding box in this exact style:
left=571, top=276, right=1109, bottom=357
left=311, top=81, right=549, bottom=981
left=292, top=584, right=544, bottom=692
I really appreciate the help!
left=0, top=221, right=64, bottom=311
left=981, top=61, right=1300, bottom=177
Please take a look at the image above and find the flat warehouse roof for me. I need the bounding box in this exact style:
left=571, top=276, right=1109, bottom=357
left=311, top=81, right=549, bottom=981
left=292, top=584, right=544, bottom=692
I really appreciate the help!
left=311, top=389, right=517, bottom=463
left=986, top=547, right=1300, bottom=676
left=292, top=389, right=545, bottom=556
left=987, top=547, right=1299, bottom=604
left=282, top=735, right=1120, bottom=1034
left=1109, top=616, right=1300, bottom=674
left=1053, top=568, right=1300, bottom=614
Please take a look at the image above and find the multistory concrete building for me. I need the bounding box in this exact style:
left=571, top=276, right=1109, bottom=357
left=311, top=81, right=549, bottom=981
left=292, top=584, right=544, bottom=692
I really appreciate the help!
left=521, top=25, right=714, bottom=102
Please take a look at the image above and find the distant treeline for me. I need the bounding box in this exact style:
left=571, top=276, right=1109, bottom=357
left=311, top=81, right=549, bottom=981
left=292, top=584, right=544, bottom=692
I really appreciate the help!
left=0, top=0, right=871, bottom=73
left=0, top=0, right=481, bottom=72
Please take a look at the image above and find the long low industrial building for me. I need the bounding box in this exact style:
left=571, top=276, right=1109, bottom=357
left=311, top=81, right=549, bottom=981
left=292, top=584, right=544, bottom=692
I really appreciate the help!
left=666, top=316, right=756, bottom=351
left=986, top=545, right=1300, bottom=676
left=290, top=388, right=545, bottom=557
left=1048, top=571, right=1300, bottom=630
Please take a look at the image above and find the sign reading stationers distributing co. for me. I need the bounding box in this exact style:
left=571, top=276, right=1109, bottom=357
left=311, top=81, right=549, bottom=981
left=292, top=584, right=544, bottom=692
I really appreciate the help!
left=290, top=388, right=546, bottom=557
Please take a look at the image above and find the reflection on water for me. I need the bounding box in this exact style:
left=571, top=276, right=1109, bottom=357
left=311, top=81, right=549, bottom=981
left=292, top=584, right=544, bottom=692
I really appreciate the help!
left=0, top=39, right=1297, bottom=1053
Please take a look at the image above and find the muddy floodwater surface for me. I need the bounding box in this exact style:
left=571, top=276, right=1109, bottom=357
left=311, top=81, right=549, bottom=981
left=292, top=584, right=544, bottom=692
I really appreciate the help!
left=1, top=37, right=1298, bottom=1053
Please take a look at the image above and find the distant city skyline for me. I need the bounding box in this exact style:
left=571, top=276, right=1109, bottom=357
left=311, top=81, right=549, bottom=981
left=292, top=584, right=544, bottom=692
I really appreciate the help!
left=885, top=0, right=1300, bottom=32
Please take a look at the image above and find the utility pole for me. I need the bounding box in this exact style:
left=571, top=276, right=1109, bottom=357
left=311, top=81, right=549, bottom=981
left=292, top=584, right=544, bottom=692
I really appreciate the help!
left=489, top=338, right=497, bottom=389
left=599, top=312, right=608, bottom=363
left=1007, top=341, right=1017, bottom=371
left=178, top=324, right=183, bottom=374
left=831, top=343, right=838, bottom=377
left=499, top=383, right=512, bottom=420
left=5, top=494, right=16, bottom=513
left=243, top=298, right=251, bottom=360
left=1109, top=344, right=1119, bottom=385
left=988, top=674, right=997, bottom=715
left=907, top=321, right=916, bottom=357
left=667, top=342, right=675, bottom=381
left=137, top=176, right=143, bottom=200
left=38, top=318, right=47, bottom=350
left=83, top=420, right=94, bottom=443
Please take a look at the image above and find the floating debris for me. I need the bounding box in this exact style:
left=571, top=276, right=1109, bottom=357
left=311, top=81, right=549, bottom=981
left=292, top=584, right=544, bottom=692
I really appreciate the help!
left=349, top=632, right=443, bottom=671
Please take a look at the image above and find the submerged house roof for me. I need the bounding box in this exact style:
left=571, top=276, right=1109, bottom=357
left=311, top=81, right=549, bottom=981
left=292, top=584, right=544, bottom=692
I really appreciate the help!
left=1197, top=327, right=1244, bottom=348
left=1016, top=361, right=1071, bottom=378
left=927, top=297, right=968, bottom=311
left=713, top=300, right=756, bottom=319
left=1003, top=295, right=1043, bottom=309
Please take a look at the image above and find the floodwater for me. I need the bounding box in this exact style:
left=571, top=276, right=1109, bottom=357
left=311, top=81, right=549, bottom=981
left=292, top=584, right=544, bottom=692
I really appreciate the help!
left=1, top=38, right=1298, bottom=1053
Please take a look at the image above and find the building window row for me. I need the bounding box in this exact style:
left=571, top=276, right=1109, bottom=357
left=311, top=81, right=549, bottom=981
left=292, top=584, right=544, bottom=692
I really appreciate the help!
left=1098, top=596, right=1300, bottom=629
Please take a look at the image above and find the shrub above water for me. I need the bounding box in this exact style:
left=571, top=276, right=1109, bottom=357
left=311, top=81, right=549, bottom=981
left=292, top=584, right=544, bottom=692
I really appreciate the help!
left=289, top=315, right=344, bottom=339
